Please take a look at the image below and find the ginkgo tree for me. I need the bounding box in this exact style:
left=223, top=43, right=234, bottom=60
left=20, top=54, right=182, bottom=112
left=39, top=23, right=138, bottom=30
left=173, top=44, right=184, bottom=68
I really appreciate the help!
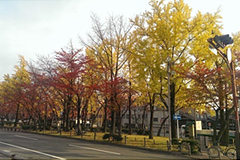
left=130, top=0, right=222, bottom=139
left=0, top=74, right=16, bottom=125
left=0, top=55, right=31, bottom=127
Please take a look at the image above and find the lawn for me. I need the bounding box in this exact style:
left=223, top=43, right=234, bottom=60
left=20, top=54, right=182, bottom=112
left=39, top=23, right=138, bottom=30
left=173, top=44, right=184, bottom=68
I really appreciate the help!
left=35, top=129, right=174, bottom=152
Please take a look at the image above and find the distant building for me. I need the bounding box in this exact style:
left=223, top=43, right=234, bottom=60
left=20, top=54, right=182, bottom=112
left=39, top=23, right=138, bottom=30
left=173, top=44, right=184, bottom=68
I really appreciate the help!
left=94, top=105, right=215, bottom=136
left=121, top=105, right=170, bottom=136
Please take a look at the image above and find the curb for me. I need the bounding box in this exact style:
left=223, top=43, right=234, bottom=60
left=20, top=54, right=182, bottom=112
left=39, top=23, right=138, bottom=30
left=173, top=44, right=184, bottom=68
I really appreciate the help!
left=0, top=150, right=26, bottom=160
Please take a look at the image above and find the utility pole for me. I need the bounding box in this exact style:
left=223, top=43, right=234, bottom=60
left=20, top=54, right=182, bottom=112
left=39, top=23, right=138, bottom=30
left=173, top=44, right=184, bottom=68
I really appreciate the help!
left=167, top=56, right=172, bottom=150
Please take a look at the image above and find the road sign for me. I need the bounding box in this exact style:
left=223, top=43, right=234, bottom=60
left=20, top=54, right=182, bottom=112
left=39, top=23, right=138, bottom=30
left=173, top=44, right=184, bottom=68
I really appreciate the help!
left=173, top=114, right=181, bottom=120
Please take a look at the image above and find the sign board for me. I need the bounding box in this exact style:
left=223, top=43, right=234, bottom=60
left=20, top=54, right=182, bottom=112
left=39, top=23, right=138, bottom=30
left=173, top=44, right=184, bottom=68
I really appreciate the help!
left=173, top=114, right=181, bottom=120
left=196, top=121, right=202, bottom=130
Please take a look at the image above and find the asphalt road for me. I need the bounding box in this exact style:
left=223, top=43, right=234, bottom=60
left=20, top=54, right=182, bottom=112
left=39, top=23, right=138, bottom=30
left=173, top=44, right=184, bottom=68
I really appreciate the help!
left=0, top=129, right=190, bottom=159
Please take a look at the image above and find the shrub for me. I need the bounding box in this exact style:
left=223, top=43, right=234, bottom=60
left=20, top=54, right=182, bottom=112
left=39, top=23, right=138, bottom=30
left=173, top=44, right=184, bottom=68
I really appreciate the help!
left=172, top=138, right=181, bottom=145
left=21, top=124, right=36, bottom=130
left=102, top=134, right=123, bottom=141
left=181, top=139, right=200, bottom=153
left=136, top=129, right=149, bottom=135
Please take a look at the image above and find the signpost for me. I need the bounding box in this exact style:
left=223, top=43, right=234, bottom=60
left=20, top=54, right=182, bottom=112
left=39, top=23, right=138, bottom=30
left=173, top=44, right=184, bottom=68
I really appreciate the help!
left=173, top=114, right=181, bottom=120
left=173, top=114, right=181, bottom=138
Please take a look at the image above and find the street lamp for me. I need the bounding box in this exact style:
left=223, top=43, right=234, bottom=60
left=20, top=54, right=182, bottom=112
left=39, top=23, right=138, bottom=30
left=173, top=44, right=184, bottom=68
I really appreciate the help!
left=207, top=35, right=240, bottom=159
left=167, top=56, right=172, bottom=150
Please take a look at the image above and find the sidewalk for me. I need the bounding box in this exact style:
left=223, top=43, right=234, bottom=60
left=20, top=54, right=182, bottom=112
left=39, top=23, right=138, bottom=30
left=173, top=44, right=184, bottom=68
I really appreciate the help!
left=189, top=151, right=211, bottom=159
left=187, top=150, right=230, bottom=159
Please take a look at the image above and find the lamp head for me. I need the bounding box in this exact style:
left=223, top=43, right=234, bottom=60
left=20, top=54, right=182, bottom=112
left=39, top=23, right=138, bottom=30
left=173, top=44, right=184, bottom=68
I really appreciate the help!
left=213, top=34, right=233, bottom=49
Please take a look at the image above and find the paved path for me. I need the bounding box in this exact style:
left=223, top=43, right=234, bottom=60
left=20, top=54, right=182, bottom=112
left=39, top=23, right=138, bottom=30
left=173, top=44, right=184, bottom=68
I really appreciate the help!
left=186, top=150, right=230, bottom=159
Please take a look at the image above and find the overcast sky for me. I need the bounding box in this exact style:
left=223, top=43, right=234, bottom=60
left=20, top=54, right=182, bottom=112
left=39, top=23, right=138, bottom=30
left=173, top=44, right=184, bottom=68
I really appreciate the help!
left=0, top=0, right=239, bottom=81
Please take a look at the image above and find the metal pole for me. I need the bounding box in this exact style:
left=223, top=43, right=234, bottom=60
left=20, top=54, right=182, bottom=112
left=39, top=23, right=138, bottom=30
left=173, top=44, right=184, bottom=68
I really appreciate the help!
left=208, top=37, right=240, bottom=158
left=167, top=60, right=172, bottom=149
left=177, top=111, right=179, bottom=139
left=230, top=61, right=240, bottom=159
left=194, top=108, right=197, bottom=138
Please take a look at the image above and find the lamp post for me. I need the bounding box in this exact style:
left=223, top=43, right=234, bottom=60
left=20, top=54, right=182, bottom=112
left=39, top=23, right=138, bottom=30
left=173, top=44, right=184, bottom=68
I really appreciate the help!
left=207, top=35, right=240, bottom=159
left=227, top=49, right=240, bottom=159
left=167, top=56, right=172, bottom=150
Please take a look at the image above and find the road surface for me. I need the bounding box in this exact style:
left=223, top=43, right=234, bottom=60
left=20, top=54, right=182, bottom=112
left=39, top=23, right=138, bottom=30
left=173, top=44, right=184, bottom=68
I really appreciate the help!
left=0, top=129, right=190, bottom=159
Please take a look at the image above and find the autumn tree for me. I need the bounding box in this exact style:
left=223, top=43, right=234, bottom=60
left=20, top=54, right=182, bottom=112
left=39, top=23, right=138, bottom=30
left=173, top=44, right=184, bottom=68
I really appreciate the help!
left=51, top=44, right=97, bottom=132
left=0, top=74, right=16, bottom=125
left=176, top=60, right=231, bottom=142
left=0, top=56, right=31, bottom=127
left=28, top=56, right=69, bottom=131
left=71, top=54, right=101, bottom=135
left=174, top=31, right=240, bottom=145
left=82, top=14, right=134, bottom=135
left=130, top=0, right=221, bottom=139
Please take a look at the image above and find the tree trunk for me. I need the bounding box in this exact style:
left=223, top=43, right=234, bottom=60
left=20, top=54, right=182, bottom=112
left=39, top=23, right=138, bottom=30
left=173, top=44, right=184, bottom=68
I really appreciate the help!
left=44, top=104, right=47, bottom=131
left=149, top=103, right=154, bottom=139
left=14, top=104, right=20, bottom=127
left=170, top=82, right=176, bottom=140
left=103, top=98, right=108, bottom=133
left=141, top=106, right=147, bottom=135
left=62, top=103, right=66, bottom=131
left=65, top=107, right=70, bottom=131
left=110, top=93, right=116, bottom=134
left=76, top=107, right=82, bottom=135
left=212, top=109, right=219, bottom=145
left=117, top=108, right=122, bottom=136
left=157, top=116, right=168, bottom=136
left=128, top=94, right=132, bottom=135
left=220, top=107, right=234, bottom=145
left=110, top=110, right=116, bottom=134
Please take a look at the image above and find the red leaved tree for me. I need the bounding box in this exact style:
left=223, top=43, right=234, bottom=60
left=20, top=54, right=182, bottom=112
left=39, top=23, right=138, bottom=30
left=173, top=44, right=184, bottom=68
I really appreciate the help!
left=177, top=60, right=233, bottom=145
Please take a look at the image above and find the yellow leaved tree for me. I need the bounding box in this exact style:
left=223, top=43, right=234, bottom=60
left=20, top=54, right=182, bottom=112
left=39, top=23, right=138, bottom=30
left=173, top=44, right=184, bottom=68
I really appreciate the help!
left=0, top=55, right=30, bottom=127
left=130, top=0, right=222, bottom=139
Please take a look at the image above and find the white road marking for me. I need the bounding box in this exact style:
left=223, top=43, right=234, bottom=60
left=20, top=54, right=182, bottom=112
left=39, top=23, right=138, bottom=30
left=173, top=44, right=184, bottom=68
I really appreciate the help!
left=3, top=150, right=10, bottom=152
left=69, top=144, right=121, bottom=155
left=0, top=141, right=66, bottom=160
left=15, top=135, right=38, bottom=140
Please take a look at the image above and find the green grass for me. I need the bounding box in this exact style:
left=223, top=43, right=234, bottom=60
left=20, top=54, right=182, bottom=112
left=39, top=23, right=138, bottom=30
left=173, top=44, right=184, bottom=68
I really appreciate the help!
left=35, top=129, right=172, bottom=151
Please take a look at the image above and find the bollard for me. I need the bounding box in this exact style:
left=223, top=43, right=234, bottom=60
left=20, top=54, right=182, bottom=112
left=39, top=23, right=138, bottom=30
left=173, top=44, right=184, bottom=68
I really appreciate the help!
left=167, top=141, right=169, bottom=151
left=124, top=135, right=127, bottom=144
left=94, top=131, right=96, bottom=140
left=167, top=141, right=171, bottom=151
left=144, top=137, right=146, bottom=147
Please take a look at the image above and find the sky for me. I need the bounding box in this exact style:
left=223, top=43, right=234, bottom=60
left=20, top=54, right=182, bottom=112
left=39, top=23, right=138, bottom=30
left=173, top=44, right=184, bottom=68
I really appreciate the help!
left=0, top=0, right=239, bottom=81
